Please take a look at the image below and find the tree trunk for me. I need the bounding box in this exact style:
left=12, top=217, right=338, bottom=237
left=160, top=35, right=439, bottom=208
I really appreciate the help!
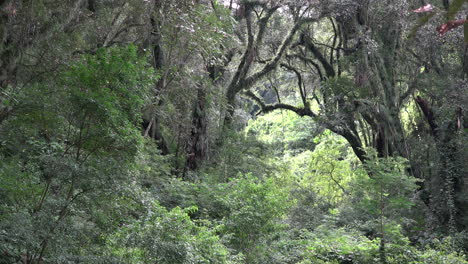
left=185, top=86, right=207, bottom=171
left=416, top=96, right=467, bottom=231
left=141, top=6, right=169, bottom=154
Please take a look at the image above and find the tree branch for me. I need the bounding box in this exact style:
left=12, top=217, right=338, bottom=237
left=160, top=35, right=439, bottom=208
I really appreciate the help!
left=399, top=78, right=419, bottom=107
left=300, top=33, right=336, bottom=78
left=241, top=17, right=316, bottom=90
left=280, top=63, right=307, bottom=106
left=288, top=53, right=324, bottom=80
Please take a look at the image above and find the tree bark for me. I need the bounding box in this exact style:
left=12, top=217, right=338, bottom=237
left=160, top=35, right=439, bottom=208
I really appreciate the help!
left=185, top=86, right=207, bottom=172
left=223, top=6, right=315, bottom=127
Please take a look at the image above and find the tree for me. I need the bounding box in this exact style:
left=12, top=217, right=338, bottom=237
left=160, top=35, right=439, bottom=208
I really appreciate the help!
left=0, top=45, right=154, bottom=263
left=356, top=152, right=419, bottom=263
left=236, top=0, right=467, bottom=232
left=222, top=0, right=318, bottom=127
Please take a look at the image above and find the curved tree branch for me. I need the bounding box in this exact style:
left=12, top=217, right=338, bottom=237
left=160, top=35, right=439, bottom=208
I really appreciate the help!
left=241, top=17, right=316, bottom=90
left=280, top=63, right=308, bottom=107
left=300, top=33, right=336, bottom=78
left=224, top=11, right=316, bottom=125
left=288, top=53, right=324, bottom=80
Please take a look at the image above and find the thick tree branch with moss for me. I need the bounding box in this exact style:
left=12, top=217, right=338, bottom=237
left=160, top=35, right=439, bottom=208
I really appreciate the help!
left=224, top=7, right=316, bottom=125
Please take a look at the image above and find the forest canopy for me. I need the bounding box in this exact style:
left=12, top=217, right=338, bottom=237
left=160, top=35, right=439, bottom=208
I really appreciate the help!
left=0, top=0, right=467, bottom=263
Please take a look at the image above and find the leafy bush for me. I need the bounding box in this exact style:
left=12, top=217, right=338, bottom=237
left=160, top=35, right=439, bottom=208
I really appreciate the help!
left=0, top=45, right=155, bottom=263
left=106, top=203, right=233, bottom=264
left=219, top=173, right=291, bottom=263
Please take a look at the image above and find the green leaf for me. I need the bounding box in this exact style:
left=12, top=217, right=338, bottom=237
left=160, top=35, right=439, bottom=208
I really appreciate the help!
left=408, top=13, right=435, bottom=39
left=447, top=0, right=467, bottom=20
left=464, top=22, right=468, bottom=42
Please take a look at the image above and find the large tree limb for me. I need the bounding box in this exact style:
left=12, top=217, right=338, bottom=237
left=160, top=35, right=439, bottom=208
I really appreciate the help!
left=224, top=12, right=315, bottom=126
left=399, top=78, right=419, bottom=107
left=415, top=96, right=437, bottom=136
left=230, top=3, right=278, bottom=89
left=288, top=53, right=324, bottom=80
left=240, top=17, right=316, bottom=91
left=228, top=5, right=256, bottom=95
left=301, top=33, right=336, bottom=78
left=255, top=98, right=369, bottom=162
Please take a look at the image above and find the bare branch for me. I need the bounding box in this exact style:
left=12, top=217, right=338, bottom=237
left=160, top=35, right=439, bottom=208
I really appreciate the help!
left=329, top=17, right=338, bottom=67
left=280, top=63, right=307, bottom=106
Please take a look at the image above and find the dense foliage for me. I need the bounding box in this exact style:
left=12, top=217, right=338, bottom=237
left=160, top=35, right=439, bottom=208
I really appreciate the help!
left=0, top=0, right=467, bottom=263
